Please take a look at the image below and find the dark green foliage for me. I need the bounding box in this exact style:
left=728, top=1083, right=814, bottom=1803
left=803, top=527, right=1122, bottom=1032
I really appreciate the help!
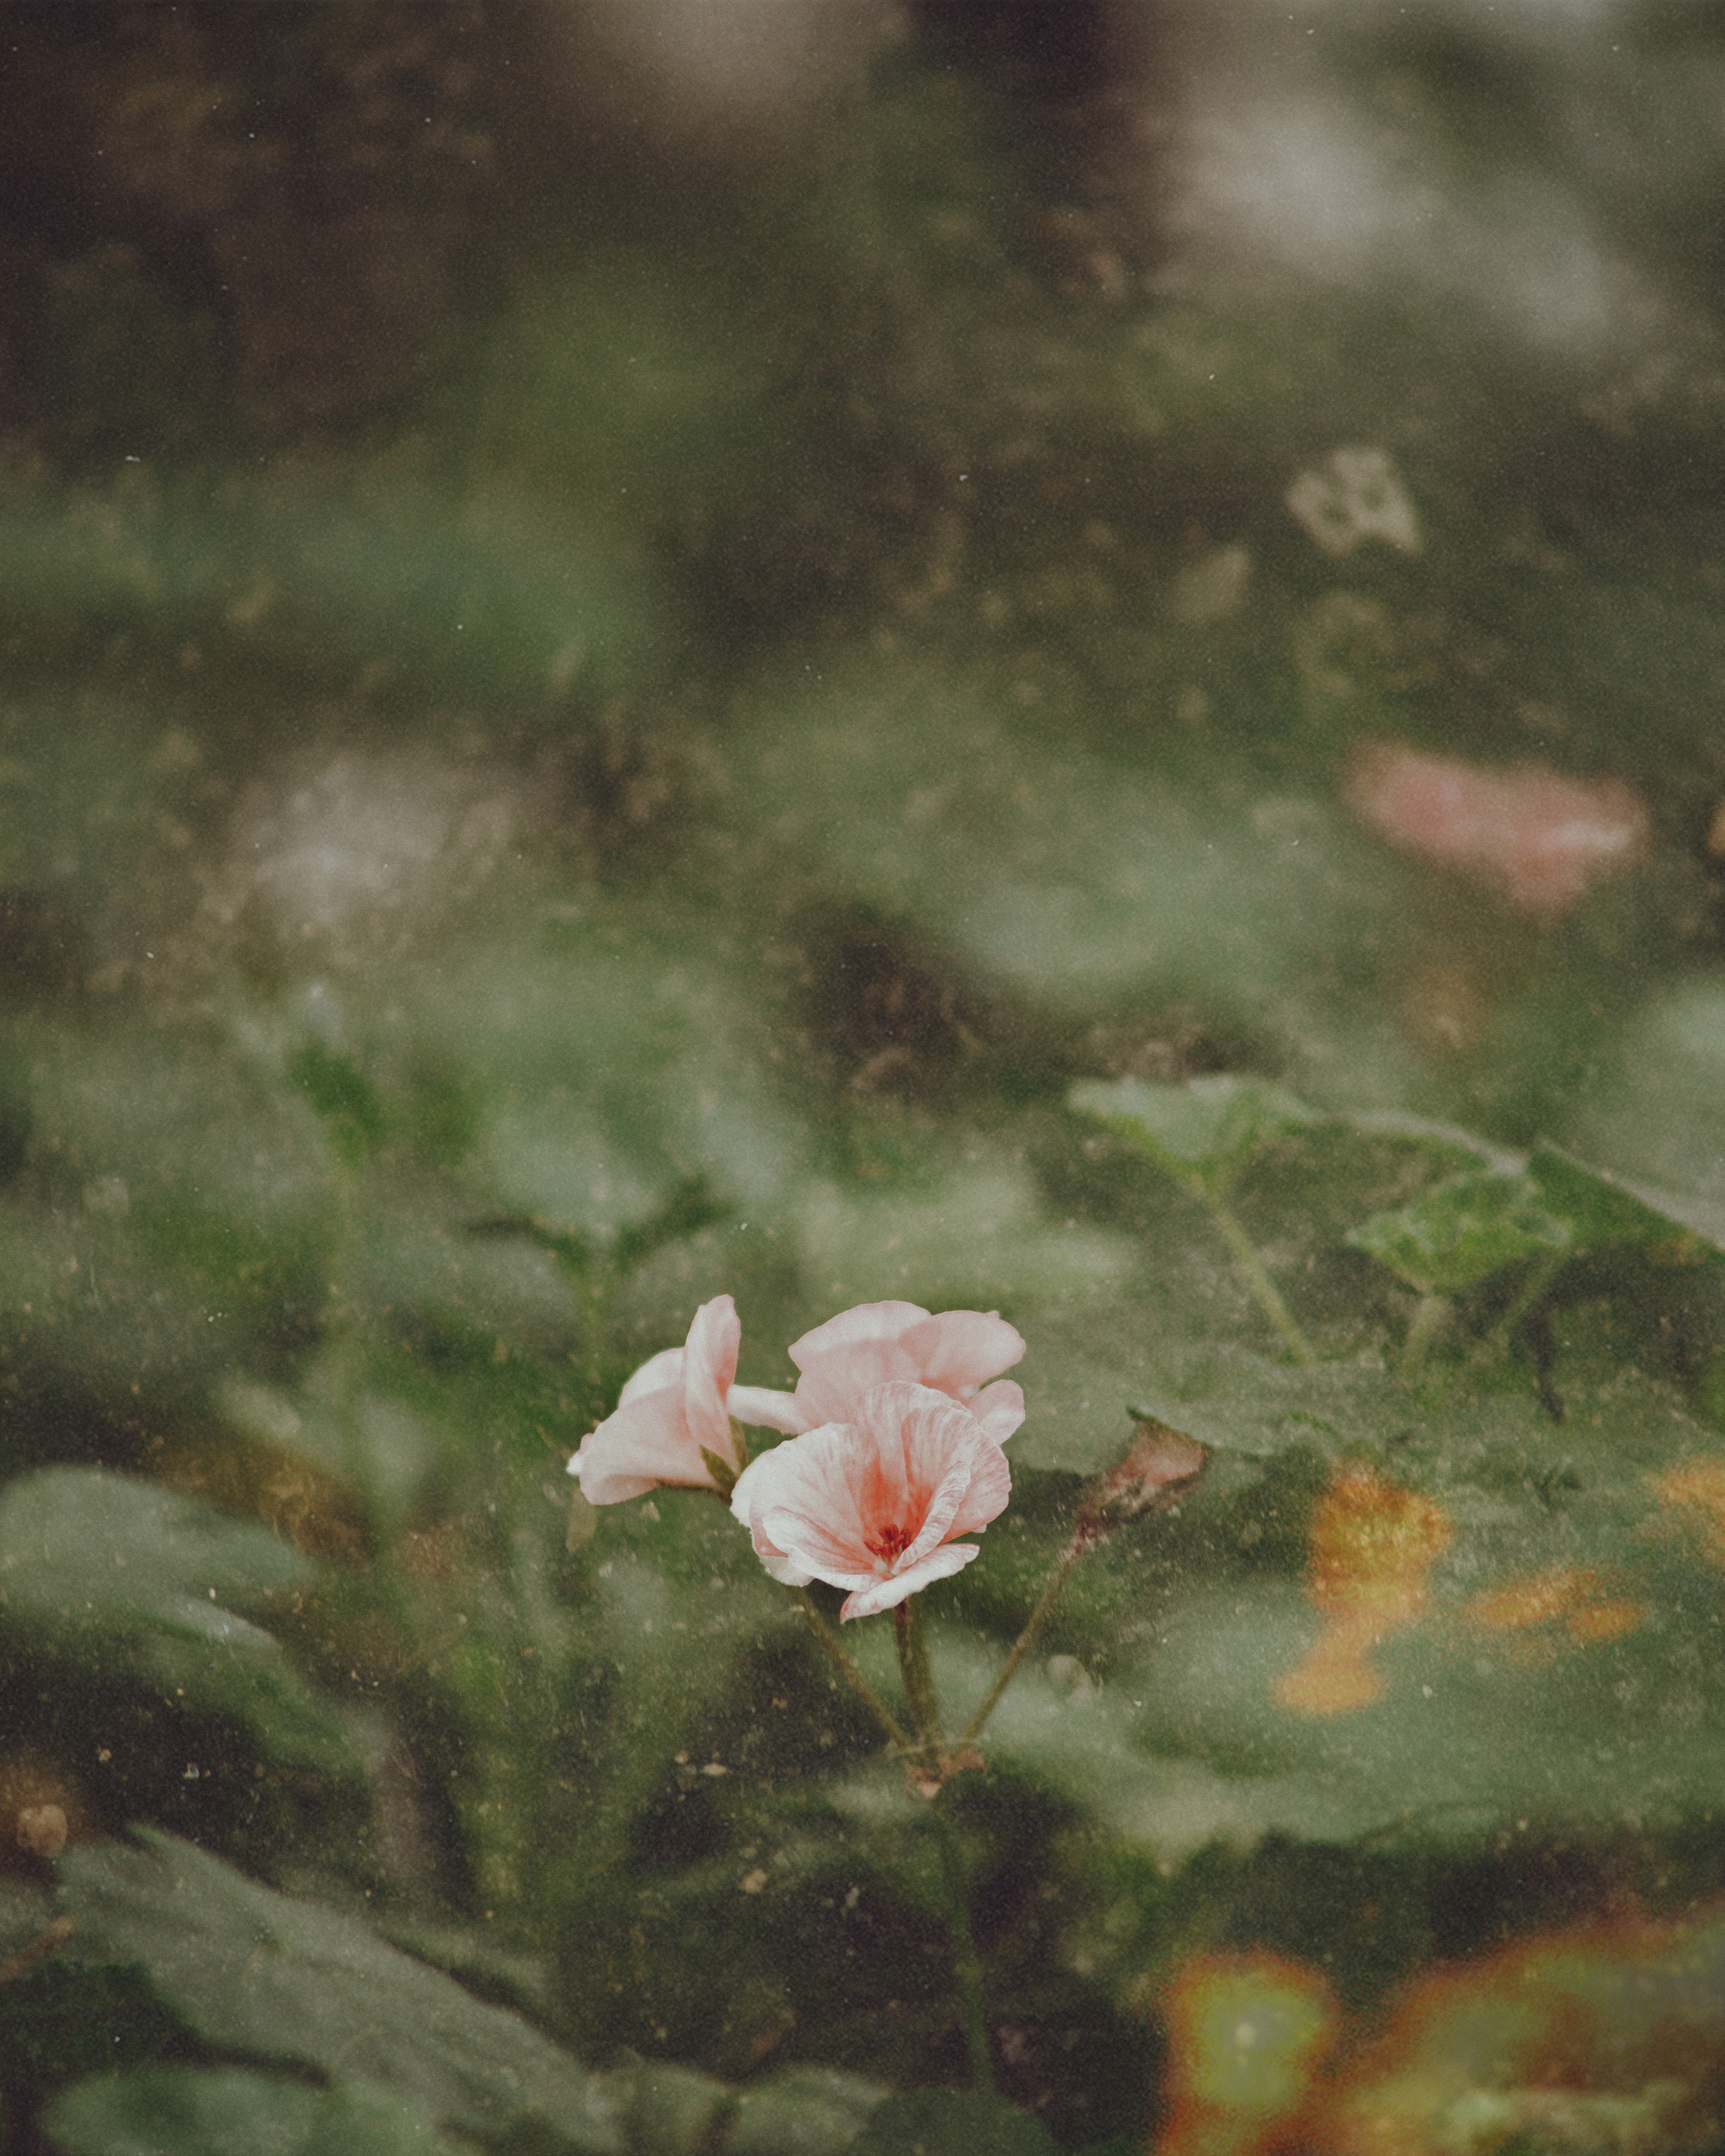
left=56, top=1833, right=625, bottom=2153
left=0, top=8, right=1722, bottom=2153
left=43, top=2068, right=463, bottom=2156
left=1070, top=1076, right=1317, bottom=1202
left=0, top=1962, right=180, bottom=2089
left=1346, top=1170, right=1571, bottom=1296
left=0, top=1468, right=355, bottom=1774
left=851, top=2089, right=1060, bottom=2156
left=288, top=1042, right=388, bottom=1172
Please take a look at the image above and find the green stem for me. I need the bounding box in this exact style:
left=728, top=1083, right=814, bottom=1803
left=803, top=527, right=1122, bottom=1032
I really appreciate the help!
left=959, top=1535, right=1087, bottom=1752
left=1495, top=1247, right=1570, bottom=1349
left=895, top=1596, right=947, bottom=1768
left=788, top=1587, right=914, bottom=1754
left=1401, top=1291, right=1450, bottom=1380
left=576, top=1271, right=616, bottom=1425
left=932, top=1791, right=995, bottom=2093
left=1203, top=1187, right=1317, bottom=1367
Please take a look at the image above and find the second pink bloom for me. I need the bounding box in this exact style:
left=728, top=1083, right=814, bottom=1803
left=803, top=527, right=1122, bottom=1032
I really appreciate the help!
left=729, top=1299, right=1026, bottom=1447
left=569, top=1294, right=745, bottom=1506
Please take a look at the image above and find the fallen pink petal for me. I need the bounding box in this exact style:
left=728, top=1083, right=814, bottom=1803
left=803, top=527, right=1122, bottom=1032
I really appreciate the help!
left=569, top=1294, right=745, bottom=1505
left=729, top=1299, right=1026, bottom=1445
left=1343, top=741, right=1648, bottom=915
left=729, top=1380, right=1012, bottom=1620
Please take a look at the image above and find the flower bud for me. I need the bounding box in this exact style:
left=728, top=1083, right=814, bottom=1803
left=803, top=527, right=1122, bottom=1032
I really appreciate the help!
left=1075, top=1417, right=1207, bottom=1547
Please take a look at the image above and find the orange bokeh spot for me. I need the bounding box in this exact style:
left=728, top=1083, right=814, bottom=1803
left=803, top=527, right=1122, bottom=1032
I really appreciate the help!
left=1653, top=1460, right=1725, bottom=1568
left=1310, top=1907, right=1725, bottom=2156
left=1279, top=1468, right=1452, bottom=1716
left=1157, top=1951, right=1339, bottom=2156
left=1566, top=1598, right=1643, bottom=1644
left=1274, top=1619, right=1383, bottom=1716
left=1148, top=1908, right=1725, bottom=2156
left=1470, top=1564, right=1586, bottom=1633
left=1307, top=1468, right=1452, bottom=1625
left=1467, top=1564, right=1645, bottom=1647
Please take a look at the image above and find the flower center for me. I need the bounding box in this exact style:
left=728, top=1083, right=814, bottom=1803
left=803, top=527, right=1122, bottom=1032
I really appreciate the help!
left=867, top=1520, right=913, bottom=1570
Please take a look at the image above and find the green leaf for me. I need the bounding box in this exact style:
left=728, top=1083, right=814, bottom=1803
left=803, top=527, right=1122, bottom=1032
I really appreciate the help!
left=972, top=1358, right=1725, bottom=1860
left=537, top=1502, right=803, bottom=2061
left=724, top=657, right=1405, bottom=1083
left=56, top=1832, right=627, bottom=2153
left=1012, top=1317, right=1398, bottom=1479
left=0, top=467, right=659, bottom=702
left=611, top=2063, right=735, bottom=2156
left=1341, top=1113, right=1514, bottom=1174
left=790, top=1148, right=1137, bottom=1317
left=286, top=1040, right=387, bottom=1171
left=725, top=2066, right=888, bottom=2156
left=42, top=2067, right=457, bottom=2156
left=1572, top=980, right=1725, bottom=1219
left=0, top=1881, right=53, bottom=1962
left=1527, top=1144, right=1724, bottom=1258
left=1345, top=1171, right=1571, bottom=1294
left=473, top=259, right=803, bottom=520
left=1113, top=1346, right=1403, bottom=1462
left=401, top=908, right=807, bottom=1247
left=849, top=2089, right=1060, bottom=2156
left=0, top=1469, right=353, bottom=1772
left=1070, top=1075, right=1316, bottom=1197
left=216, top=1338, right=482, bottom=1538
left=0, top=1012, right=330, bottom=1403
left=610, top=1174, right=733, bottom=1280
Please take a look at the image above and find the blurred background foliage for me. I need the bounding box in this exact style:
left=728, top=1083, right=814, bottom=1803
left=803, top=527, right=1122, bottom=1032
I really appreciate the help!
left=3, top=3, right=1725, bottom=2150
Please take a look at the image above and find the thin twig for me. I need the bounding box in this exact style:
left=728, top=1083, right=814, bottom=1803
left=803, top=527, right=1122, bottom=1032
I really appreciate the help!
left=889, top=1598, right=996, bottom=2092
left=1493, top=1246, right=1570, bottom=1351
left=1205, top=1190, right=1317, bottom=1366
left=1401, top=1290, right=1450, bottom=1380
left=788, top=1586, right=914, bottom=1753
left=958, top=1536, right=1086, bottom=1752
left=894, top=1597, right=947, bottom=1768
left=932, top=1792, right=995, bottom=2094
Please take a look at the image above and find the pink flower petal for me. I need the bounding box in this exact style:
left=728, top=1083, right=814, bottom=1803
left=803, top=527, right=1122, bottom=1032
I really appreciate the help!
left=789, top=1341, right=920, bottom=1427
left=617, top=1345, right=686, bottom=1408
left=849, top=1384, right=985, bottom=1567
left=682, top=1294, right=741, bottom=1457
left=941, top=1426, right=1014, bottom=1540
left=573, top=1390, right=713, bottom=1506
left=745, top=1533, right=817, bottom=1588
left=1344, top=741, right=1648, bottom=916
left=840, top=1543, right=980, bottom=1621
left=785, top=1300, right=1025, bottom=1429
left=745, top=1412, right=897, bottom=1578
left=729, top=1380, right=1012, bottom=1620
left=754, top=1504, right=875, bottom=1589
left=569, top=1294, right=743, bottom=1505
left=788, top=1301, right=931, bottom=1364
left=967, top=1380, right=1026, bottom=1449
left=897, top=1310, right=1026, bottom=1396
left=736, top=1417, right=884, bottom=1580
left=726, top=1384, right=808, bottom=1433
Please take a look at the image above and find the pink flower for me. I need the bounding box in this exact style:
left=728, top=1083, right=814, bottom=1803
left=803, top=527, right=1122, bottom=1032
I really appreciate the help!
left=729, top=1300, right=1026, bottom=1447
left=569, top=1294, right=745, bottom=1506
left=1343, top=741, right=1648, bottom=916
left=729, top=1380, right=1012, bottom=1620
